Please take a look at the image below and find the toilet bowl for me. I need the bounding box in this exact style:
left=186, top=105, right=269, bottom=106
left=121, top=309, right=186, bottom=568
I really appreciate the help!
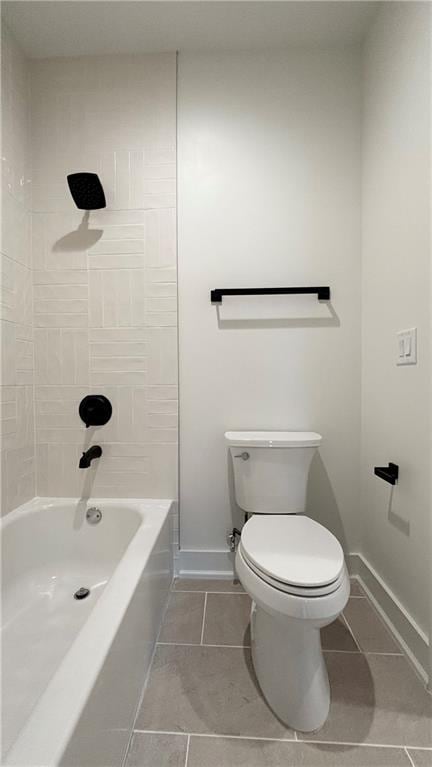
left=236, top=514, right=349, bottom=731
left=226, top=430, right=350, bottom=732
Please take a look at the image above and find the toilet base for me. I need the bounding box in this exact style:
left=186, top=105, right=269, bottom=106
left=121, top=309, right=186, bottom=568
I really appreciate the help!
left=251, top=602, right=330, bottom=732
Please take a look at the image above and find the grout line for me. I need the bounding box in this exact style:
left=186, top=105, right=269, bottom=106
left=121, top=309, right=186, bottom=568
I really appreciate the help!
left=156, top=641, right=401, bottom=655
left=133, top=730, right=429, bottom=750
left=184, top=734, right=191, bottom=767
left=173, top=590, right=246, bottom=595
left=361, top=651, right=404, bottom=656
left=323, top=649, right=403, bottom=656
left=404, top=747, right=416, bottom=767
left=172, top=586, right=245, bottom=594
left=341, top=612, right=363, bottom=652
left=200, top=593, right=208, bottom=645
left=134, top=730, right=297, bottom=743
left=174, top=587, right=368, bottom=598
left=296, top=737, right=430, bottom=751
left=158, top=641, right=251, bottom=649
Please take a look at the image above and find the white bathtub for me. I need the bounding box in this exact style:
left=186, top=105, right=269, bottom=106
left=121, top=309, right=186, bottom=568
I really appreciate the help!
left=2, top=497, right=174, bottom=767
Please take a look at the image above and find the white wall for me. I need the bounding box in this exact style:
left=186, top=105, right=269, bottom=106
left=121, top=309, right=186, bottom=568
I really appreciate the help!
left=361, top=3, right=431, bottom=636
left=178, top=49, right=362, bottom=561
left=30, top=54, right=178, bottom=499
left=1, top=24, right=34, bottom=515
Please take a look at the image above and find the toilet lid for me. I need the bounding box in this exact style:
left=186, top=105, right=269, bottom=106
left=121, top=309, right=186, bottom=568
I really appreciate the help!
left=240, top=515, right=344, bottom=588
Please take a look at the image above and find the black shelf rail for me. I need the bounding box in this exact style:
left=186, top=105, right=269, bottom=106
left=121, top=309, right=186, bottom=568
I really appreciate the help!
left=210, top=286, right=331, bottom=304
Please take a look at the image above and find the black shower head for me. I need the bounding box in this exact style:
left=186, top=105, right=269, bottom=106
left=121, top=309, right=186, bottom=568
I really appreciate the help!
left=67, top=172, right=106, bottom=210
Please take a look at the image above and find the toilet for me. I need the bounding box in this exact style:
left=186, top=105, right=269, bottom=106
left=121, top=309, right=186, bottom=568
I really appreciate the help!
left=226, top=430, right=350, bottom=733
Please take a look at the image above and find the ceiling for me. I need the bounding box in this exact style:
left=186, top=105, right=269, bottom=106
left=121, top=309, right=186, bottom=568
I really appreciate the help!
left=2, top=1, right=378, bottom=59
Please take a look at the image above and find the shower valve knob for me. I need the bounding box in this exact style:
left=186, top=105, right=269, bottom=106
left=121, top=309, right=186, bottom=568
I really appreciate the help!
left=79, top=395, right=112, bottom=428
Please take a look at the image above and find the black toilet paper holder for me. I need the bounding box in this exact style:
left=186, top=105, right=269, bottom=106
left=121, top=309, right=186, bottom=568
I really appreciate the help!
left=374, top=463, right=399, bottom=485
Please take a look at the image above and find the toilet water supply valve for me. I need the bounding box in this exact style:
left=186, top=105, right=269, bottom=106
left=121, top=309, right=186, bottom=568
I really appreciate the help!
left=228, top=527, right=242, bottom=552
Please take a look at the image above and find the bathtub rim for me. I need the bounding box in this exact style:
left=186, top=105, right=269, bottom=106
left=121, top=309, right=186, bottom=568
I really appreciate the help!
left=3, top=496, right=174, bottom=767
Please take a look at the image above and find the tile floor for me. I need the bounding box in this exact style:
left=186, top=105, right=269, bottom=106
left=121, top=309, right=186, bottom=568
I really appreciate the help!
left=125, top=578, right=432, bottom=767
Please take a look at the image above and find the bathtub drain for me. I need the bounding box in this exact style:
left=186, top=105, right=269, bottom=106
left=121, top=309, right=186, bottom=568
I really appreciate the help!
left=74, top=587, right=90, bottom=600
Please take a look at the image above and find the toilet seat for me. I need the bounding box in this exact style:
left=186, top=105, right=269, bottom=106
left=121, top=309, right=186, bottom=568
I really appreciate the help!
left=240, top=515, right=344, bottom=597
left=240, top=549, right=345, bottom=597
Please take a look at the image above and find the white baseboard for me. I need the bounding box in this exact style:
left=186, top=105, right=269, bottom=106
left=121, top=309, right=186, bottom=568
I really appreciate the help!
left=174, top=547, right=430, bottom=687
left=348, top=553, right=430, bottom=686
left=174, top=548, right=236, bottom=579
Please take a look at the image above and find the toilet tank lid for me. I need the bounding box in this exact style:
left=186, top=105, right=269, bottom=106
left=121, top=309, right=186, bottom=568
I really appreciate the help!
left=224, top=431, right=322, bottom=447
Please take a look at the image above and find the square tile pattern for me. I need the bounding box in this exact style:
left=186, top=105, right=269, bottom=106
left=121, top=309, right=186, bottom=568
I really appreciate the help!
left=126, top=577, right=432, bottom=767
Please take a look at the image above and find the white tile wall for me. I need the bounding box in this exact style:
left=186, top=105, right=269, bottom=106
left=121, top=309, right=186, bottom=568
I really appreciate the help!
left=30, top=53, right=177, bottom=499
left=1, top=25, right=35, bottom=515
left=1, top=43, right=177, bottom=511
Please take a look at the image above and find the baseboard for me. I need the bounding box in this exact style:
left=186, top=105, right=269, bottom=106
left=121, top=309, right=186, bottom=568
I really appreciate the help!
left=174, top=548, right=236, bottom=578
left=349, top=553, right=430, bottom=686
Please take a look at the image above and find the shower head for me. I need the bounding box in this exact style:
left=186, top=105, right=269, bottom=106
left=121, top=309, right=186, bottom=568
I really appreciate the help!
left=67, top=172, right=106, bottom=210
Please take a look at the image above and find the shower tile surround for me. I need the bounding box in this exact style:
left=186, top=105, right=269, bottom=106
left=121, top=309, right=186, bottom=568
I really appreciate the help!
left=1, top=45, right=178, bottom=506
left=1, top=26, right=35, bottom=514
left=31, top=54, right=177, bottom=499
left=126, top=577, right=432, bottom=767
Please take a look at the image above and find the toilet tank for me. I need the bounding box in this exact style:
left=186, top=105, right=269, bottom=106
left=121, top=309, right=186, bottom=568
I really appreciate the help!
left=225, top=431, right=322, bottom=514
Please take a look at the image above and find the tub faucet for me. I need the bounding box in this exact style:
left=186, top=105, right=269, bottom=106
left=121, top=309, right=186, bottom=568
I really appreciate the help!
left=79, top=445, right=102, bottom=468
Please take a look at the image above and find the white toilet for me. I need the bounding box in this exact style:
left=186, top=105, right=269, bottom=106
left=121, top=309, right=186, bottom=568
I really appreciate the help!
left=226, top=430, right=350, bottom=733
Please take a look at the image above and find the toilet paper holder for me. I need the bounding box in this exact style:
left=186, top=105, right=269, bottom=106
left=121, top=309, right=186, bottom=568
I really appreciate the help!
left=374, top=462, right=399, bottom=485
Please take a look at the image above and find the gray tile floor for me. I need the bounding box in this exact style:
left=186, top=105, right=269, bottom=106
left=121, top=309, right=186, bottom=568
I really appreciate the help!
left=125, top=578, right=432, bottom=767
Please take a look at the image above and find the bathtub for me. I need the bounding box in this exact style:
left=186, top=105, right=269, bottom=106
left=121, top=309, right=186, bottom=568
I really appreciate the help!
left=2, top=497, right=174, bottom=767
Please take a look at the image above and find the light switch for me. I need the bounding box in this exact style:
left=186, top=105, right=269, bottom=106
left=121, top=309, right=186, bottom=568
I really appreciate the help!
left=397, top=328, right=417, bottom=365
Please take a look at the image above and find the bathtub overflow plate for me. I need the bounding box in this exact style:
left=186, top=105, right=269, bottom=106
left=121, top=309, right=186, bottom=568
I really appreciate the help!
left=74, top=587, right=90, bottom=600
left=86, top=506, right=102, bottom=525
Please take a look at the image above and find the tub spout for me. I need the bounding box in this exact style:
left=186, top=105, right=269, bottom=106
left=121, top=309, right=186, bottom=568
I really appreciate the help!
left=79, top=445, right=102, bottom=468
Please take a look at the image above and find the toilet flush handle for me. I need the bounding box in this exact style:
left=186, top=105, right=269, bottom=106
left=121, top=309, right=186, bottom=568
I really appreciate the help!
left=234, top=452, right=250, bottom=460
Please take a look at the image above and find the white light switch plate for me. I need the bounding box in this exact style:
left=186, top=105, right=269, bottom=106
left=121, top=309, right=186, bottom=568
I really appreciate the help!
left=397, top=328, right=417, bottom=365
